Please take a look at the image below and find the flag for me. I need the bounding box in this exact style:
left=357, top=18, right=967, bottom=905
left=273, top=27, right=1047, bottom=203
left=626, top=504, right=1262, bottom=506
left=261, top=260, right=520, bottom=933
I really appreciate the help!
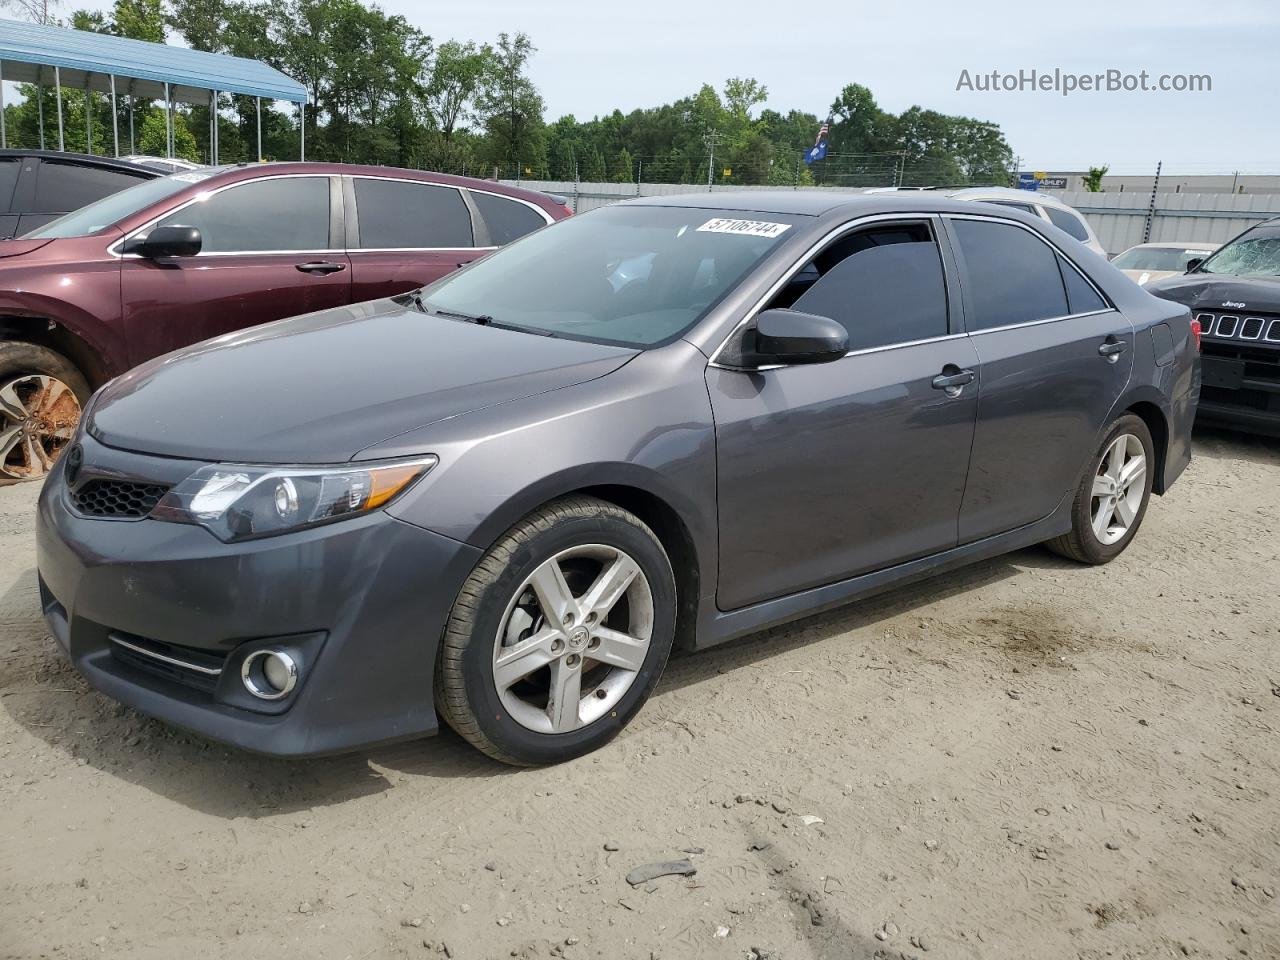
left=804, top=121, right=830, bottom=166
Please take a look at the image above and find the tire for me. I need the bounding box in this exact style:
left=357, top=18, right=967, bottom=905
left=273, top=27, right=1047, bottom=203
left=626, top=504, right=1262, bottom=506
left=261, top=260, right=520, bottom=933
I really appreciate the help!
left=436, top=496, right=677, bottom=766
left=0, top=342, right=91, bottom=484
left=1046, top=413, right=1155, bottom=565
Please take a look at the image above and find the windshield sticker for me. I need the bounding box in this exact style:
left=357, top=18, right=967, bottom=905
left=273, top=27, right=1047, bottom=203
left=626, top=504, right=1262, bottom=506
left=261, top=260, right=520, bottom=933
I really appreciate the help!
left=697, top=218, right=792, bottom=239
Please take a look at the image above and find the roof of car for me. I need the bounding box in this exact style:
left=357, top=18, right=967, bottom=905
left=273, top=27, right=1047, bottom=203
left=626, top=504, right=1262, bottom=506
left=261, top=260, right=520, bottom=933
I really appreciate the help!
left=0, top=148, right=161, bottom=175
left=1123, top=241, right=1217, bottom=251
left=187, top=161, right=565, bottom=207
left=623, top=189, right=1015, bottom=218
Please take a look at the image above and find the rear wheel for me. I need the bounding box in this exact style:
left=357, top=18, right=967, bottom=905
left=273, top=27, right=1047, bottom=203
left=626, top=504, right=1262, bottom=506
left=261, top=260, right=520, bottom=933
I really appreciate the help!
left=1046, top=413, right=1154, bottom=564
left=0, top=343, right=90, bottom=483
left=436, top=496, right=676, bottom=766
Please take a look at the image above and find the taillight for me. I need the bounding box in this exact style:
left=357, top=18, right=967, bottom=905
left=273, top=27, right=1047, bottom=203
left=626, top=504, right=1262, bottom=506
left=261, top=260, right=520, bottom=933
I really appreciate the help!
left=1189, top=318, right=1202, bottom=351
left=561, top=203, right=574, bottom=217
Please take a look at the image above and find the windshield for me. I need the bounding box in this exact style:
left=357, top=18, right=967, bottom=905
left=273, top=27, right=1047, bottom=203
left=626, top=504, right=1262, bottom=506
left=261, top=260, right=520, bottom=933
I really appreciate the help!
left=1198, top=229, right=1280, bottom=277
left=1113, top=246, right=1213, bottom=272
left=25, top=170, right=217, bottom=239
left=420, top=205, right=805, bottom=347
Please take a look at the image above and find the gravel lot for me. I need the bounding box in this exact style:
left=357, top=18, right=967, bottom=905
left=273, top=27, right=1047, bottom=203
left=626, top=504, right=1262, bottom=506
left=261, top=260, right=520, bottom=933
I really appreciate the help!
left=1, top=429, right=1278, bottom=960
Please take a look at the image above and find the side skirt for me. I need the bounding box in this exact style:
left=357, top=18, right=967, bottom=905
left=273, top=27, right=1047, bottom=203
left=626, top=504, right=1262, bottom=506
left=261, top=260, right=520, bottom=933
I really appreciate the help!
left=694, top=502, right=1073, bottom=650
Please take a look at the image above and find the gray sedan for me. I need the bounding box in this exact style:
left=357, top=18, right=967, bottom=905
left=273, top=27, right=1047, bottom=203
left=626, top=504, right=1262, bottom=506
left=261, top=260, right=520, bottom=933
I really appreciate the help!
left=36, top=192, right=1199, bottom=765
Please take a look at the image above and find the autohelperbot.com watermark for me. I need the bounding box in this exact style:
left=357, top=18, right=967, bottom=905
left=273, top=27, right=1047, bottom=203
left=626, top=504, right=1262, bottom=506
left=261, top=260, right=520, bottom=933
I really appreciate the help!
left=956, top=68, right=1212, bottom=96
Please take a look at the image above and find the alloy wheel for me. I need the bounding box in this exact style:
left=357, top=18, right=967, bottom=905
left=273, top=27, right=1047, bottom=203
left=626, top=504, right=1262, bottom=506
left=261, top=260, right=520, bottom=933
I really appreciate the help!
left=0, top=374, right=82, bottom=481
left=492, top=544, right=654, bottom=735
left=1089, top=433, right=1146, bottom=546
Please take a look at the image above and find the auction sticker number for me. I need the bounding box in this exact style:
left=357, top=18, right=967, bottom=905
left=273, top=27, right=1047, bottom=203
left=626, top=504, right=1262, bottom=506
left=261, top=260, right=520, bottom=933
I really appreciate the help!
left=697, top=218, right=792, bottom=239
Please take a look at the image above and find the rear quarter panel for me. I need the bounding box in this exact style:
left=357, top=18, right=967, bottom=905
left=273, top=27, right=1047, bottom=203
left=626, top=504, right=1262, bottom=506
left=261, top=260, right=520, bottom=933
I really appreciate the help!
left=1090, top=256, right=1197, bottom=491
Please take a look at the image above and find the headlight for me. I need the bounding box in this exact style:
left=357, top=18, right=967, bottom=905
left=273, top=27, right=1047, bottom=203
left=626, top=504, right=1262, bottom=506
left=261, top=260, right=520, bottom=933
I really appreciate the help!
left=151, top=456, right=436, bottom=541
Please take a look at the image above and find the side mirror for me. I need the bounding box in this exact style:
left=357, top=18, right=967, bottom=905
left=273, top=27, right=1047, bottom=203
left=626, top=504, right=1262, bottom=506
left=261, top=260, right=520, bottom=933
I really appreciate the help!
left=750, top=308, right=848, bottom=365
left=1185, top=257, right=1203, bottom=273
left=124, top=225, right=202, bottom=259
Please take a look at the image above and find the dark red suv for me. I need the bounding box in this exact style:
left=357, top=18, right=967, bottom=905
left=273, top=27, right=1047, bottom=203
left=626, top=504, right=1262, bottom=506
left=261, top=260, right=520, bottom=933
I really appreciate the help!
left=0, top=163, right=570, bottom=481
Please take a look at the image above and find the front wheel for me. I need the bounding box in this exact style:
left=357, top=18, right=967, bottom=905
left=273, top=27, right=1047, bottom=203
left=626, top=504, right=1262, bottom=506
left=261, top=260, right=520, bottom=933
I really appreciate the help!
left=0, top=343, right=91, bottom=483
left=436, top=496, right=677, bottom=766
left=1046, top=413, right=1155, bottom=564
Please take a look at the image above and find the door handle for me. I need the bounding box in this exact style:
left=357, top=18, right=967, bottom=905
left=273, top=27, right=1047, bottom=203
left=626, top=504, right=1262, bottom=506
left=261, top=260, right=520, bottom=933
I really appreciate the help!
left=1098, top=338, right=1127, bottom=361
left=931, top=368, right=976, bottom=396
left=295, top=261, right=347, bottom=275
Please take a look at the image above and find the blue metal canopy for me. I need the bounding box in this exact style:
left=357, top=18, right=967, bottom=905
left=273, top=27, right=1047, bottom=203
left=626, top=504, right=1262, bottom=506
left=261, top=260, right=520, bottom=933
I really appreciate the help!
left=0, top=18, right=307, bottom=104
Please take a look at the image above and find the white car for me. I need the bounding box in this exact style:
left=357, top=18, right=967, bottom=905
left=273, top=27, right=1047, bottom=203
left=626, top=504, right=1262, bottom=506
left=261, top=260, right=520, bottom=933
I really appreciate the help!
left=947, top=187, right=1107, bottom=258
left=1110, top=241, right=1217, bottom=286
left=118, top=155, right=204, bottom=174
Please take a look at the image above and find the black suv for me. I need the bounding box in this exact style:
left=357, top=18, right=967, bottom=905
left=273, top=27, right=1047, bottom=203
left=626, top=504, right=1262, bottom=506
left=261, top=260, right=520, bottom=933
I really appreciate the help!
left=0, top=150, right=158, bottom=239
left=1147, top=218, right=1280, bottom=436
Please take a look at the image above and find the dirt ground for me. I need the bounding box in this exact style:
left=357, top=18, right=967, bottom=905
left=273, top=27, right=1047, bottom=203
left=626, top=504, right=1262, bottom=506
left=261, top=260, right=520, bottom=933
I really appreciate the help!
left=1, top=428, right=1278, bottom=960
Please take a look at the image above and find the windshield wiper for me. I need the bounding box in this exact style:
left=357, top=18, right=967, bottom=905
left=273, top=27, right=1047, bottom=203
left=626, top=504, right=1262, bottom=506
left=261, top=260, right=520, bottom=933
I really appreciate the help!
left=399, top=290, right=555, bottom=336
left=431, top=306, right=497, bottom=325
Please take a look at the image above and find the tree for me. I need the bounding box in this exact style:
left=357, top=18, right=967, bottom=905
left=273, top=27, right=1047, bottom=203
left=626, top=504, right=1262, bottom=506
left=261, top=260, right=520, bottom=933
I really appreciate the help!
left=723, top=77, right=767, bottom=124
left=113, top=0, right=163, bottom=42
left=425, top=40, right=494, bottom=143
left=2, top=0, right=59, bottom=24
left=477, top=32, right=543, bottom=174
left=138, top=109, right=198, bottom=160
left=612, top=147, right=634, bottom=183
left=1083, top=165, right=1109, bottom=192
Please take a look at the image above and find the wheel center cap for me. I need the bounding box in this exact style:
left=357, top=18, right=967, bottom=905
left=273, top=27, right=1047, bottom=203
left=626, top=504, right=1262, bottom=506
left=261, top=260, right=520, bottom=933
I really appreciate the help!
left=567, top=626, right=589, bottom=651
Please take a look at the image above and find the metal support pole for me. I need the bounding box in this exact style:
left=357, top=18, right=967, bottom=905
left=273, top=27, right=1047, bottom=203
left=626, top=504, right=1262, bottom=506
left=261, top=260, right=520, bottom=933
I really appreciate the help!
left=255, top=97, right=262, bottom=161
left=164, top=82, right=172, bottom=159
left=1143, top=161, right=1162, bottom=243
left=0, top=60, right=6, bottom=149
left=128, top=82, right=135, bottom=154
left=109, top=75, right=118, bottom=156
left=54, top=66, right=63, bottom=152
left=84, top=76, right=92, bottom=154
left=37, top=71, right=44, bottom=149
left=299, top=100, right=305, bottom=160
left=209, top=90, right=215, bottom=164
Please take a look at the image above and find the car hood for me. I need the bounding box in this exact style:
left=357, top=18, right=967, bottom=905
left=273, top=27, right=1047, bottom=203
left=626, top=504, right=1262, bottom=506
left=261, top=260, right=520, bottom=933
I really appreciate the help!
left=88, top=298, right=638, bottom=463
left=1144, top=272, right=1280, bottom=312
left=1120, top=268, right=1181, bottom=287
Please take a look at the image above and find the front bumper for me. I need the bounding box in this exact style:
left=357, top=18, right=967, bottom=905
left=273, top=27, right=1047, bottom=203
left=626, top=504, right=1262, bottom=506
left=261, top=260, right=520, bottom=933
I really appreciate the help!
left=35, top=437, right=481, bottom=757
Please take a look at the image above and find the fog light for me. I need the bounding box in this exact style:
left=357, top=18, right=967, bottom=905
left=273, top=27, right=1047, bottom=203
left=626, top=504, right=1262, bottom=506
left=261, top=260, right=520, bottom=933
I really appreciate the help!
left=241, top=649, right=298, bottom=700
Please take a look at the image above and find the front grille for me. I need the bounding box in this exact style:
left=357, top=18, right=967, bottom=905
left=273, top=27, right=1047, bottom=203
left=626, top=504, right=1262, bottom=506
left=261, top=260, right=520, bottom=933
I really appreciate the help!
left=70, top=479, right=169, bottom=519
left=1197, top=311, right=1280, bottom=344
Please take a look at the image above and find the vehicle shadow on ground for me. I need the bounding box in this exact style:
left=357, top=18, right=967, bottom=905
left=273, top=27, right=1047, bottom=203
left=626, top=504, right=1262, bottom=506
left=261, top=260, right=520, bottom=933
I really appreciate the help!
left=652, top=551, right=1025, bottom=699
left=5, top=547, right=1030, bottom=818
left=1192, top=425, right=1280, bottom=465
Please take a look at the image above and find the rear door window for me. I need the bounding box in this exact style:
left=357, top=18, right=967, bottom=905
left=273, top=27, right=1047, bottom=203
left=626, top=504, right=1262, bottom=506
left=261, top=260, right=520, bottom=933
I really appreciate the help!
left=1045, top=206, right=1092, bottom=242
left=153, top=177, right=330, bottom=253
left=767, top=221, right=950, bottom=351
left=33, top=160, right=151, bottom=213
left=470, top=191, right=549, bottom=246
left=354, top=178, right=473, bottom=248
left=949, top=218, right=1069, bottom=330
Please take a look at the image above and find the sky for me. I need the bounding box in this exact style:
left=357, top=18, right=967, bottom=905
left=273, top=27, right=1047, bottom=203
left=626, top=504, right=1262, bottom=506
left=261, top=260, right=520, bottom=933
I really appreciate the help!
left=60, top=0, right=1280, bottom=173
